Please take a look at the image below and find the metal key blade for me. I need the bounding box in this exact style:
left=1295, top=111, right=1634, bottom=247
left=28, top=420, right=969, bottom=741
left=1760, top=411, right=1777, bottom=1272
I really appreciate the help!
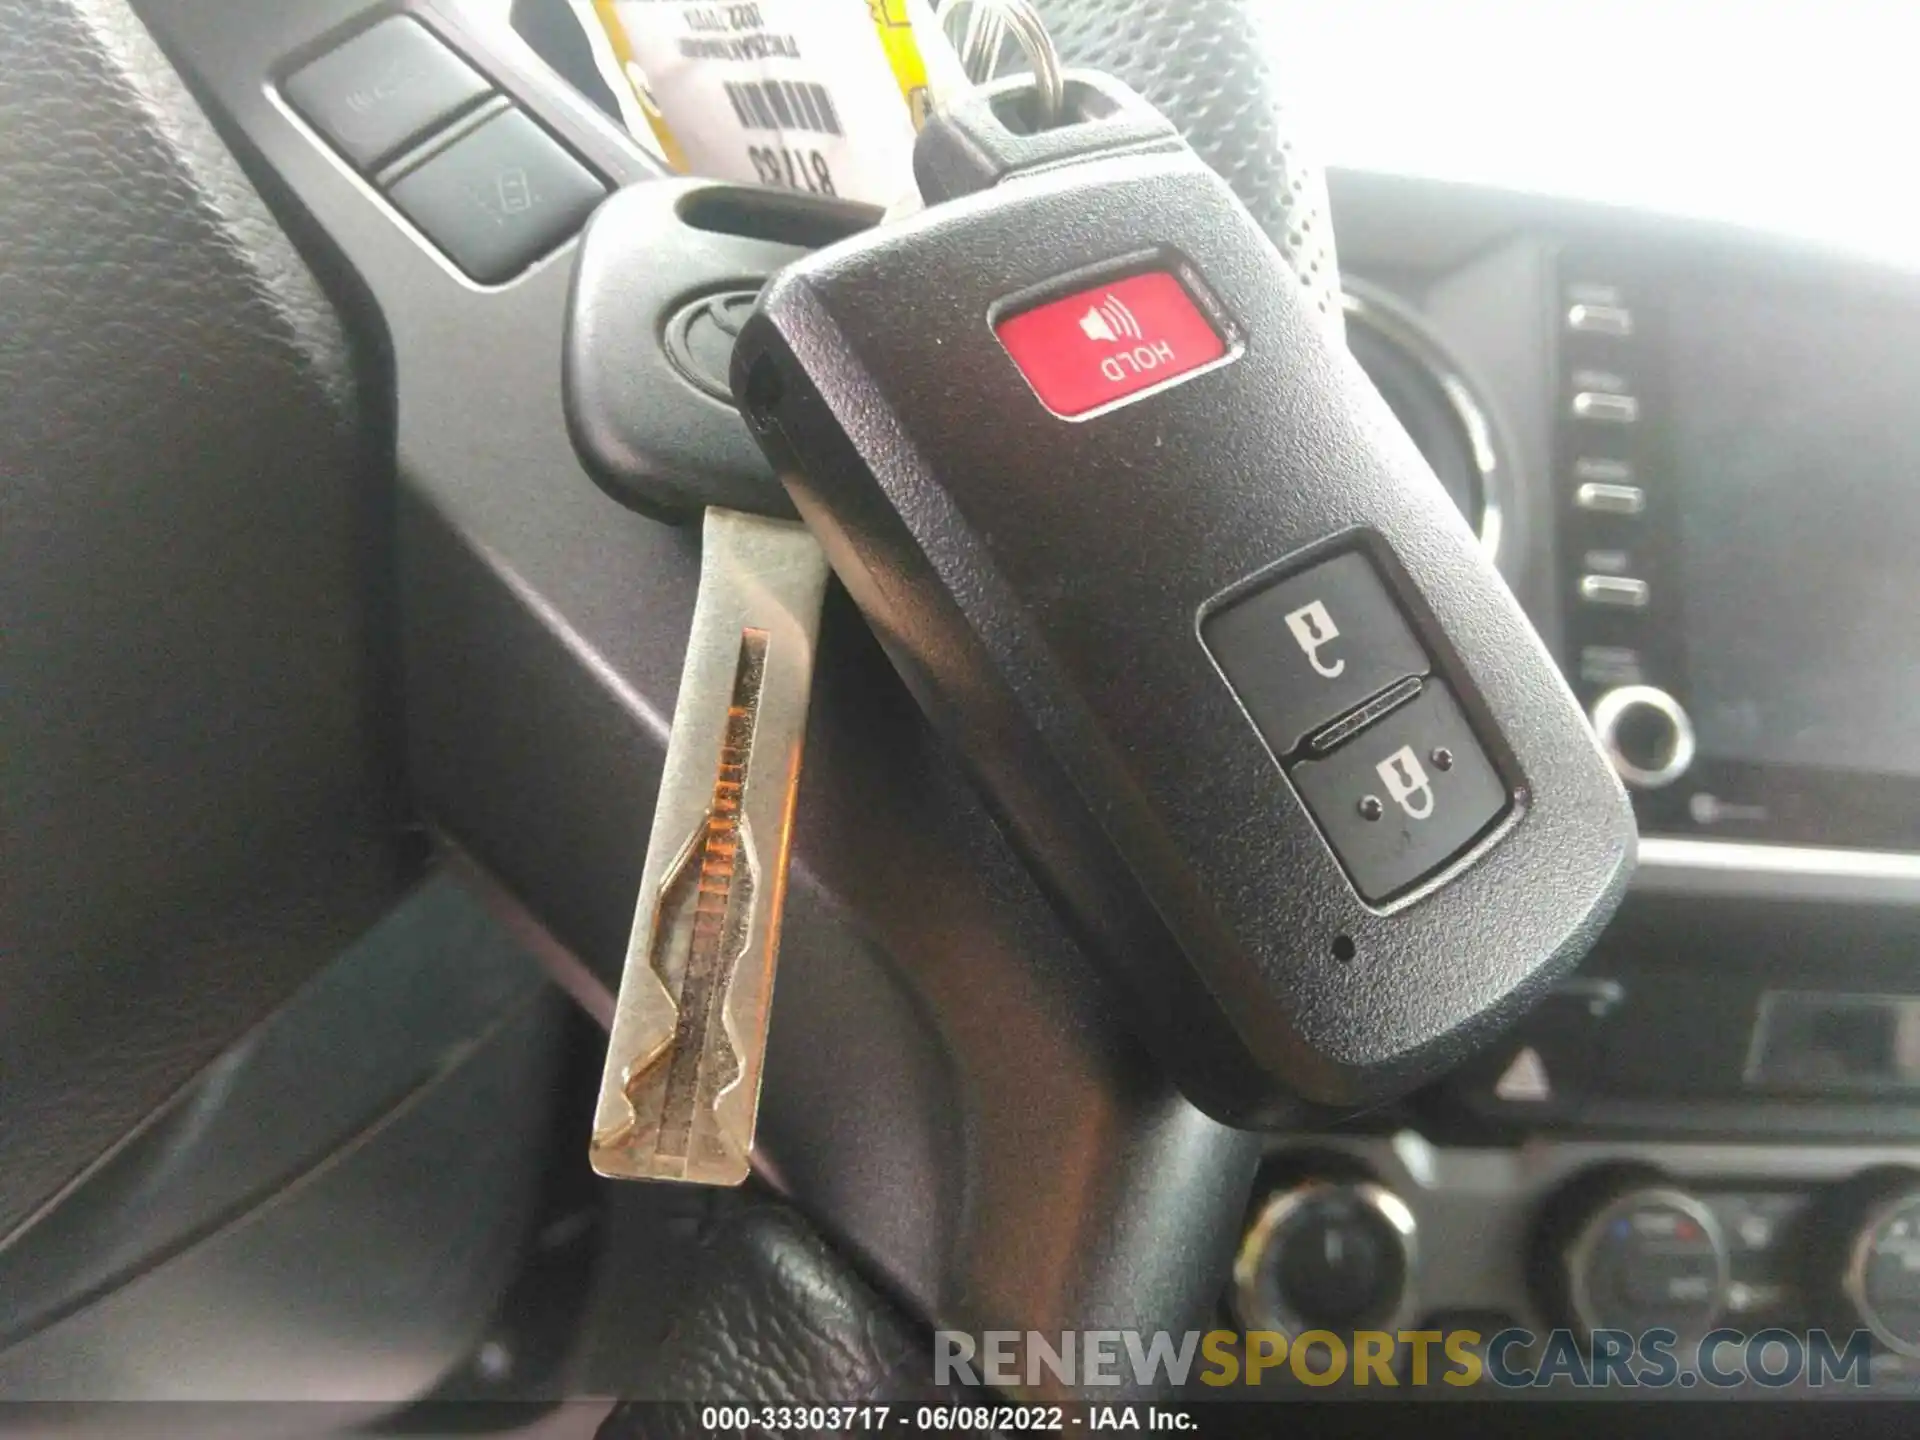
left=591, top=509, right=829, bottom=1185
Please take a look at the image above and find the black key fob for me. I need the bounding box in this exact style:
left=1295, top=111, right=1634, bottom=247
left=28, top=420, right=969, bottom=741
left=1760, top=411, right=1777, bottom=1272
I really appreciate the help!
left=731, top=75, right=1634, bottom=1127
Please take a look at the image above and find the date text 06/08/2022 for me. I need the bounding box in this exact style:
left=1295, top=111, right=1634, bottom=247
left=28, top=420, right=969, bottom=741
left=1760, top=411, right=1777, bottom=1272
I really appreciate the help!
left=697, top=1405, right=1195, bottom=1432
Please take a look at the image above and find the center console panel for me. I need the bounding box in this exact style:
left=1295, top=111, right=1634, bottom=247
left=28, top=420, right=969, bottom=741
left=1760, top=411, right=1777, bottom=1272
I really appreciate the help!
left=1235, top=1131, right=1920, bottom=1387
left=1306, top=172, right=1920, bottom=1385
left=1332, top=170, right=1920, bottom=889
left=1552, top=246, right=1920, bottom=855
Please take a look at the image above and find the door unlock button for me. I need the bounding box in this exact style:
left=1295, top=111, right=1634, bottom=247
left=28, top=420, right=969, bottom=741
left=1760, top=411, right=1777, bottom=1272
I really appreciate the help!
left=1377, top=746, right=1435, bottom=818
left=1204, top=550, right=1431, bottom=756
left=1290, top=680, right=1508, bottom=902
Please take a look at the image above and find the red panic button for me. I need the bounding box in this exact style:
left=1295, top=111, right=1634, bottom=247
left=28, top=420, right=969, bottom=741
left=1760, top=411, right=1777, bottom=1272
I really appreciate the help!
left=996, top=270, right=1228, bottom=417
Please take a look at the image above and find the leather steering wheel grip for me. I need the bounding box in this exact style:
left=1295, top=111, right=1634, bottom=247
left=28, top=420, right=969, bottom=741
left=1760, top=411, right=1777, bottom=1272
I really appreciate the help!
left=1, top=0, right=399, bottom=1246
left=1037, top=0, right=1343, bottom=333
left=597, top=1198, right=967, bottom=1436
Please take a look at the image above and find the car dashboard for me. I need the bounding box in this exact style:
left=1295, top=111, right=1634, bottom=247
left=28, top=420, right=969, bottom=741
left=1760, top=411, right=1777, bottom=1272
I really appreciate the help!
left=1236, top=165, right=1920, bottom=1385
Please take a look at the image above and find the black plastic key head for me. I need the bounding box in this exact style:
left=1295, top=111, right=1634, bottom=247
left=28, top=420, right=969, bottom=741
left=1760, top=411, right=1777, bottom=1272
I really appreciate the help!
left=563, top=180, right=877, bottom=521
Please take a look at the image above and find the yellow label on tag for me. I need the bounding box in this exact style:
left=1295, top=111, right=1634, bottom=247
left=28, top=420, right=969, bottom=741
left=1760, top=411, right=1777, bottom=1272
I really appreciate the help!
left=867, top=0, right=933, bottom=129
left=584, top=0, right=682, bottom=170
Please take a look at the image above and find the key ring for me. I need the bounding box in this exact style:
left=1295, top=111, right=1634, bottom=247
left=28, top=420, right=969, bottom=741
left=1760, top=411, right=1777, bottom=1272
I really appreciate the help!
left=936, top=0, right=1066, bottom=130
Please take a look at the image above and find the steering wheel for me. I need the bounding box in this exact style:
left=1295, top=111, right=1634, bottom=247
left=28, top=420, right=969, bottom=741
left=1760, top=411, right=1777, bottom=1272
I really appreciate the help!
left=5, top=0, right=1552, bottom=1409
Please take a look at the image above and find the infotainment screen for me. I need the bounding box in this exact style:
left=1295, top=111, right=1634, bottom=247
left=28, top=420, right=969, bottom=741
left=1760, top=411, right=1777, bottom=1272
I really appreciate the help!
left=1666, top=281, right=1920, bottom=781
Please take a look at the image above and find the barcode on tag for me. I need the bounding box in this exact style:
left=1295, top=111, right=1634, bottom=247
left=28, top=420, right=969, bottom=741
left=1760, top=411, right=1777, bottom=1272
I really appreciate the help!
left=721, top=78, right=844, bottom=136
left=587, top=0, right=971, bottom=205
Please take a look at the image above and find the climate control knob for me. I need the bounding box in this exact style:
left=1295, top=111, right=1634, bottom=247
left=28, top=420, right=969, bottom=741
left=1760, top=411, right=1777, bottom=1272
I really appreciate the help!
left=1591, top=685, right=1696, bottom=790
left=1233, top=1180, right=1416, bottom=1336
left=1814, top=1169, right=1920, bottom=1357
left=1534, top=1168, right=1729, bottom=1340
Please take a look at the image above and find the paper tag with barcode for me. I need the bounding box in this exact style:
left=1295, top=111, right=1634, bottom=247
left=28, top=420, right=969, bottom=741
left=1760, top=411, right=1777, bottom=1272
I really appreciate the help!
left=582, top=0, right=966, bottom=206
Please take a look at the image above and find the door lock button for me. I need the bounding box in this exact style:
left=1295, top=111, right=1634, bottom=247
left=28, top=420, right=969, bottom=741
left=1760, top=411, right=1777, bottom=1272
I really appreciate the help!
left=1288, top=679, right=1508, bottom=902
left=1204, top=550, right=1431, bottom=757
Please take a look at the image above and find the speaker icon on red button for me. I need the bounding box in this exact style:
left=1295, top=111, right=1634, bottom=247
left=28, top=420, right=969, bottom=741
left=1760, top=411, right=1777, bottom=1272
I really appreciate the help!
left=1077, top=292, right=1143, bottom=344
left=997, top=270, right=1229, bottom=417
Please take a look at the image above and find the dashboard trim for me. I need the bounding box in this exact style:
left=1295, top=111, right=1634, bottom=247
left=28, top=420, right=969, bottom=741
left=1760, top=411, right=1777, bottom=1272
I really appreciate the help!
left=1636, top=837, right=1920, bottom=904
left=1340, top=285, right=1505, bottom=562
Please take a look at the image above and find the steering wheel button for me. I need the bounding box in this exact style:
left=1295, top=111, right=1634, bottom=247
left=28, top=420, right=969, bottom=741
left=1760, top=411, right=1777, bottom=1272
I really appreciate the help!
left=1204, top=551, right=1432, bottom=758
left=1289, top=679, right=1508, bottom=902
left=284, top=18, right=491, bottom=172
left=995, top=270, right=1227, bottom=416
left=386, top=109, right=607, bottom=284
